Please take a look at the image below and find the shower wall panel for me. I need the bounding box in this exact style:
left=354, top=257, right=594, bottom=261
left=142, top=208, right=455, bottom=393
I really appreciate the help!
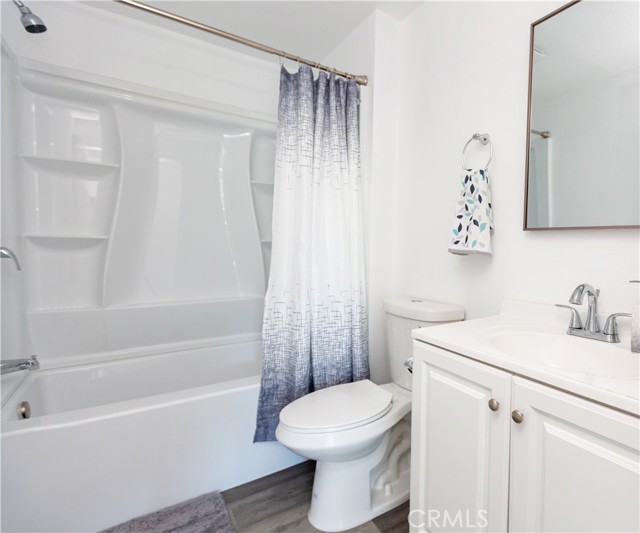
left=105, top=105, right=264, bottom=306
left=10, top=67, right=275, bottom=363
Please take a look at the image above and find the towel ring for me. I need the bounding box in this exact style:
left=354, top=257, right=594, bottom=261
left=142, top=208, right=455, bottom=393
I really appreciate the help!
left=461, top=133, right=492, bottom=172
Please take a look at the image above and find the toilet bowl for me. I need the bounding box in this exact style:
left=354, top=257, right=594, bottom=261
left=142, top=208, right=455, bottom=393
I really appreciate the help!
left=275, top=297, right=465, bottom=532
left=276, top=381, right=412, bottom=531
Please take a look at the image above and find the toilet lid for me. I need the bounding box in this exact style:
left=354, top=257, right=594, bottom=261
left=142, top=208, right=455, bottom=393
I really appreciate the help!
left=279, top=380, right=393, bottom=433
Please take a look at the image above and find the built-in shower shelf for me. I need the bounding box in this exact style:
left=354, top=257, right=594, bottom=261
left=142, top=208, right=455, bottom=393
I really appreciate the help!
left=25, top=234, right=109, bottom=243
left=29, top=306, right=103, bottom=314
left=261, top=239, right=272, bottom=244
left=20, top=155, right=120, bottom=175
left=250, top=180, right=274, bottom=188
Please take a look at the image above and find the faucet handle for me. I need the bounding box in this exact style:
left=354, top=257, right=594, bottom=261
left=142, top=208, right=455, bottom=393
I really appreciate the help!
left=603, top=313, right=632, bottom=336
left=555, top=304, right=583, bottom=329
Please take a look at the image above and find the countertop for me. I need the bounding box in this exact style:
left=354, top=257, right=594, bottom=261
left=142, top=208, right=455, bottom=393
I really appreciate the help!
left=412, top=299, right=640, bottom=416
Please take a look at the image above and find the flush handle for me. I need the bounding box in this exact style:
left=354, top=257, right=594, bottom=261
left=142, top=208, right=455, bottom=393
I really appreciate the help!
left=488, top=398, right=500, bottom=411
left=511, top=410, right=524, bottom=424
left=404, top=358, right=414, bottom=374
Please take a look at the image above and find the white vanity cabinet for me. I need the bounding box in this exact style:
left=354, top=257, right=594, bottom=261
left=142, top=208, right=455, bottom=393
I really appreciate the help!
left=509, top=376, right=640, bottom=533
left=410, top=341, right=640, bottom=533
left=410, top=341, right=512, bottom=532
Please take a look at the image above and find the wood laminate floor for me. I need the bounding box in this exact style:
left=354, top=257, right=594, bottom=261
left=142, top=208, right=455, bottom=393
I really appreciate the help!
left=222, top=461, right=410, bottom=533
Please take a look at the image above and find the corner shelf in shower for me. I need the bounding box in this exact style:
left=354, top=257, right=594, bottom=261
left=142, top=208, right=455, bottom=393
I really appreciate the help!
left=25, top=234, right=109, bottom=243
left=29, top=306, right=104, bottom=314
left=250, top=180, right=274, bottom=188
left=20, top=155, right=120, bottom=175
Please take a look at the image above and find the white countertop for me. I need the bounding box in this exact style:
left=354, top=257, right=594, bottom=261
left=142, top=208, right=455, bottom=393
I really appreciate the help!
left=412, top=299, right=640, bottom=416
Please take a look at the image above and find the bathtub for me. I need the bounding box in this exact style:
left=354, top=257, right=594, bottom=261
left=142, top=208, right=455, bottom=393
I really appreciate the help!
left=0, top=337, right=303, bottom=532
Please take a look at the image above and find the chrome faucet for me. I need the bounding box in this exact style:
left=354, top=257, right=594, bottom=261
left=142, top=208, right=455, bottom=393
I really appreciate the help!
left=1, top=355, right=39, bottom=375
left=556, top=284, right=628, bottom=343
left=569, top=283, right=600, bottom=333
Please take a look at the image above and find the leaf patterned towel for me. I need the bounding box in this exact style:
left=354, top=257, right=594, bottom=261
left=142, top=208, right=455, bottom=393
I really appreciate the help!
left=449, top=168, right=494, bottom=255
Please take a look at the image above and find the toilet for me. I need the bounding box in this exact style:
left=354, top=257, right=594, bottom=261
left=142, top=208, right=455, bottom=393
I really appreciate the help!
left=275, top=296, right=465, bottom=532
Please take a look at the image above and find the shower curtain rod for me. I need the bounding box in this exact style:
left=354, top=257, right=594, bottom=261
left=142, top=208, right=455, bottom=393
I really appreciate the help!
left=115, top=0, right=369, bottom=86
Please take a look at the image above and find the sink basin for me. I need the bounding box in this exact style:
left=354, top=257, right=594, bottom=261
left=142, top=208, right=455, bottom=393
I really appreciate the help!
left=486, top=329, right=640, bottom=378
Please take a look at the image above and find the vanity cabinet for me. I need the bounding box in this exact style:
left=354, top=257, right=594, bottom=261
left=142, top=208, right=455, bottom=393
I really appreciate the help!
left=410, top=342, right=511, bottom=532
left=410, top=341, right=640, bottom=533
left=509, top=376, right=639, bottom=533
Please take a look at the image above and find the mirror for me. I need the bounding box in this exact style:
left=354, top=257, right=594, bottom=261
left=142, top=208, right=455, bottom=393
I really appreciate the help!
left=524, top=0, right=639, bottom=230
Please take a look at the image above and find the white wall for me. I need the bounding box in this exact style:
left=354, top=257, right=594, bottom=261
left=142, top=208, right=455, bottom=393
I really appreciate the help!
left=390, top=1, right=639, bottom=321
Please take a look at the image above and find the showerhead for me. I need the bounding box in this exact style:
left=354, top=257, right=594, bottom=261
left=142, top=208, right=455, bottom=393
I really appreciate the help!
left=21, top=12, right=47, bottom=34
left=12, top=0, right=47, bottom=34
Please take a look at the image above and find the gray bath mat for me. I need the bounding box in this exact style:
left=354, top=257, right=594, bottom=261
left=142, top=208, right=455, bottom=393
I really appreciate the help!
left=101, top=491, right=236, bottom=533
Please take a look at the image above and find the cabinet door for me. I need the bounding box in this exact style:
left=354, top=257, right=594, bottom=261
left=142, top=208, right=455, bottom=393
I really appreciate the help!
left=410, top=342, right=511, bottom=533
left=509, top=377, right=640, bottom=533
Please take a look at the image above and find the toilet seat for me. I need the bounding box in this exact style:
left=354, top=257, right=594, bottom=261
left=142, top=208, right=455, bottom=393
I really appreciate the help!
left=279, top=380, right=393, bottom=433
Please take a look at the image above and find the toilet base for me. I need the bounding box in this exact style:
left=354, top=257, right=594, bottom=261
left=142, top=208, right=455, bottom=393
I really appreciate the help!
left=307, top=417, right=411, bottom=532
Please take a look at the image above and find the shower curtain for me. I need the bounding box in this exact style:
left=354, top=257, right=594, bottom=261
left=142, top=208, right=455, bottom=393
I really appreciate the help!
left=254, top=66, right=369, bottom=442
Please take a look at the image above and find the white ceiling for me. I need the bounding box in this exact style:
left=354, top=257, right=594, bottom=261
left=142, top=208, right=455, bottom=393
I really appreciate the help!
left=87, top=1, right=423, bottom=63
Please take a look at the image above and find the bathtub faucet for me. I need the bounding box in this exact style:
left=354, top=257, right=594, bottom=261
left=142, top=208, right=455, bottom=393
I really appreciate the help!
left=1, top=355, right=39, bottom=375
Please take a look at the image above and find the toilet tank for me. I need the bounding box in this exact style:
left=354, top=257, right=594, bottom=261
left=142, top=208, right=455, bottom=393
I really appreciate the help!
left=384, top=297, right=465, bottom=391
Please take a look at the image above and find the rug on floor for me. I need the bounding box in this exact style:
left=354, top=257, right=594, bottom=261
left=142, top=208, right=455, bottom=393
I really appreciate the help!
left=100, top=491, right=236, bottom=533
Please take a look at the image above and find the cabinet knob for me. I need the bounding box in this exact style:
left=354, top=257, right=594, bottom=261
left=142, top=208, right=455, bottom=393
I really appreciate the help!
left=488, top=398, right=500, bottom=411
left=511, top=410, right=524, bottom=424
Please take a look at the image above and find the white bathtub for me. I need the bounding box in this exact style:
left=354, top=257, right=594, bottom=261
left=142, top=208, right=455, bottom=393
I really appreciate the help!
left=1, top=338, right=303, bottom=532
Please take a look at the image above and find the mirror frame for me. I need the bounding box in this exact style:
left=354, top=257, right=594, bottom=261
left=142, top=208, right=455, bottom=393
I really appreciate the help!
left=523, top=0, right=640, bottom=231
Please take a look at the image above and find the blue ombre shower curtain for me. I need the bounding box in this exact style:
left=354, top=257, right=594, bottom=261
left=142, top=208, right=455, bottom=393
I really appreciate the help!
left=254, top=66, right=369, bottom=442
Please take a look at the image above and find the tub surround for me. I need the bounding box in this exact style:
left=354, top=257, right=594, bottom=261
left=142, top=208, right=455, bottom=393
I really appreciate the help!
left=5, top=60, right=275, bottom=367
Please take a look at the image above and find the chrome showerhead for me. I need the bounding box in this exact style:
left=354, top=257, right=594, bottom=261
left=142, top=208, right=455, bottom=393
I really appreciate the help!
left=12, top=0, right=47, bottom=34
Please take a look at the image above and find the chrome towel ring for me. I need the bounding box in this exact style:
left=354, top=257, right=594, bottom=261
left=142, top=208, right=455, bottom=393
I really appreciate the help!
left=461, top=133, right=492, bottom=172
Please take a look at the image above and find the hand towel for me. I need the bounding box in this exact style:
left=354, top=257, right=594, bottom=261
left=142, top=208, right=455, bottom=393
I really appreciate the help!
left=448, top=168, right=494, bottom=255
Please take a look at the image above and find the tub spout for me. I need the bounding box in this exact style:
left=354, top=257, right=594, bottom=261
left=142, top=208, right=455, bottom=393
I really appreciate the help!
left=1, top=355, right=39, bottom=375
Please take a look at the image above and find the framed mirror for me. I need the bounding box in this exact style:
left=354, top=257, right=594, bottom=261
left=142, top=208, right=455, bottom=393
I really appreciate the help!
left=524, top=0, right=639, bottom=230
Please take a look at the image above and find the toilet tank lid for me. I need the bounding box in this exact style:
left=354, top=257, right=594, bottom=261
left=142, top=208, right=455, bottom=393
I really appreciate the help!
left=384, top=297, right=465, bottom=322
